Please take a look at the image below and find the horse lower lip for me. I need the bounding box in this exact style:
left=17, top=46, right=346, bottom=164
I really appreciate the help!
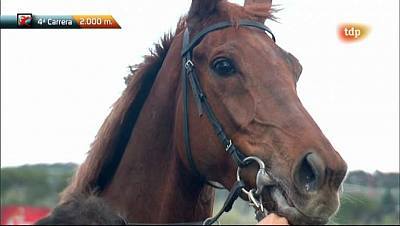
left=271, top=187, right=299, bottom=214
left=270, top=188, right=329, bottom=225
left=271, top=187, right=289, bottom=207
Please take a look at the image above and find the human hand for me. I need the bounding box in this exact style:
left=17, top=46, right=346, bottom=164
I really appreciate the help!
left=256, top=213, right=289, bottom=225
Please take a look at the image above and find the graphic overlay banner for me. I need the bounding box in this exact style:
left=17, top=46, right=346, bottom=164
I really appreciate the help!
left=0, top=14, right=121, bottom=29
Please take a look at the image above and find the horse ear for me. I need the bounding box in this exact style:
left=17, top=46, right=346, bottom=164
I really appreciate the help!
left=188, top=0, right=219, bottom=27
left=244, top=0, right=272, bottom=22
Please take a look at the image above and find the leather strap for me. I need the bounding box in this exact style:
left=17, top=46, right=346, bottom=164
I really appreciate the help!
left=183, top=29, right=225, bottom=189
left=203, top=180, right=246, bottom=225
left=181, top=19, right=275, bottom=57
left=182, top=29, right=204, bottom=182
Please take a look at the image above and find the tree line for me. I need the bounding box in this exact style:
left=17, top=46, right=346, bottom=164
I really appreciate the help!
left=1, top=163, right=399, bottom=224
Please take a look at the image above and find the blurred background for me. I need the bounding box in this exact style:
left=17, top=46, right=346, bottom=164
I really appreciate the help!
left=1, top=164, right=399, bottom=224
left=1, top=0, right=399, bottom=224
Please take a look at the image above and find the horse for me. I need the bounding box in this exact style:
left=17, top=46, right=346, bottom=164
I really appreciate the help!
left=55, top=0, right=347, bottom=224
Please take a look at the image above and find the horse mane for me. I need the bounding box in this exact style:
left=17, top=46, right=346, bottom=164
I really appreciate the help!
left=61, top=18, right=186, bottom=199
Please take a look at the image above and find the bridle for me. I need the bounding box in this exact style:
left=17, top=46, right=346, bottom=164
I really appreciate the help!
left=182, top=19, right=276, bottom=180
left=181, top=19, right=277, bottom=224
left=120, top=20, right=276, bottom=226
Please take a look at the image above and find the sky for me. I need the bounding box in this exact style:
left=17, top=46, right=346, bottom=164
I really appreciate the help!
left=1, top=0, right=399, bottom=173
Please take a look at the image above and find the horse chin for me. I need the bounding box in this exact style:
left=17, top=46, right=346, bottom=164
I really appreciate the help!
left=262, top=187, right=329, bottom=225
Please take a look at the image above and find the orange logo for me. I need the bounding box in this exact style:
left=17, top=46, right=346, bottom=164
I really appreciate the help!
left=338, top=23, right=370, bottom=42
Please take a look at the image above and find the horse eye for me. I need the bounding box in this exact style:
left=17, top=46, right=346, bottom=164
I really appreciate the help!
left=212, top=58, right=236, bottom=76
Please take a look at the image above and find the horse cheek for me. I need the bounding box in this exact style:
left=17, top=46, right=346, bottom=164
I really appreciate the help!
left=223, top=92, right=256, bottom=131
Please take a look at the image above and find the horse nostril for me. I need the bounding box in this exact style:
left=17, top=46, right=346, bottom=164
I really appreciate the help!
left=294, top=152, right=325, bottom=192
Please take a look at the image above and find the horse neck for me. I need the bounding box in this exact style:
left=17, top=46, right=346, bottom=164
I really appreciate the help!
left=101, top=35, right=214, bottom=223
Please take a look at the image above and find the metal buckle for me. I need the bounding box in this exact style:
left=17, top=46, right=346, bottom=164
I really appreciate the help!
left=235, top=156, right=275, bottom=221
left=255, top=167, right=274, bottom=196
left=236, top=157, right=265, bottom=185
left=236, top=156, right=274, bottom=195
left=241, top=188, right=268, bottom=221
left=225, top=139, right=232, bottom=152
left=184, top=60, right=194, bottom=71
left=243, top=189, right=262, bottom=209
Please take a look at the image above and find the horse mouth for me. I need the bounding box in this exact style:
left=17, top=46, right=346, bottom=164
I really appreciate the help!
left=262, top=186, right=329, bottom=225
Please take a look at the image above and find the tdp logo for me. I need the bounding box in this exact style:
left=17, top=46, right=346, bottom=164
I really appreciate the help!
left=17, top=13, right=33, bottom=28
left=338, top=23, right=370, bottom=43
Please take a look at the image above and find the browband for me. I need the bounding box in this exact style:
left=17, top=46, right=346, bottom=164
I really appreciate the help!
left=181, top=19, right=275, bottom=57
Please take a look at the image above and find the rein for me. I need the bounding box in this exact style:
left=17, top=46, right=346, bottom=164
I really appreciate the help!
left=180, top=19, right=277, bottom=224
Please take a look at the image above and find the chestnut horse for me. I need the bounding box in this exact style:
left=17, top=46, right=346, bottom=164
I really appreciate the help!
left=60, top=0, right=347, bottom=224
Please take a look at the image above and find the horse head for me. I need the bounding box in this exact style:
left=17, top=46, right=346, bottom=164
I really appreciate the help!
left=174, top=0, right=347, bottom=224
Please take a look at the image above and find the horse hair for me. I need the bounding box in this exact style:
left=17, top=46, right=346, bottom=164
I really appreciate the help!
left=61, top=18, right=186, bottom=198
left=35, top=193, right=127, bottom=225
